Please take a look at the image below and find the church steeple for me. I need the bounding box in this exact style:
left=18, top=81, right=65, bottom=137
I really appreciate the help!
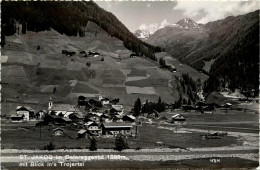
left=48, top=96, right=53, bottom=110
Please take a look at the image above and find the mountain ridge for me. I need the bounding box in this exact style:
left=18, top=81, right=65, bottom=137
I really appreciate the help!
left=147, top=10, right=259, bottom=95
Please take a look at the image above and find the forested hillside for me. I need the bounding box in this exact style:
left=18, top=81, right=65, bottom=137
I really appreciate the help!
left=1, top=1, right=162, bottom=60
left=147, top=10, right=259, bottom=96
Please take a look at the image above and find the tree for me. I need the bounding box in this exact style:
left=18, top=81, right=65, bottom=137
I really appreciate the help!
left=188, top=98, right=192, bottom=105
left=133, top=98, right=141, bottom=117
left=53, top=87, right=56, bottom=94
left=159, top=57, right=166, bottom=67
left=86, top=62, right=91, bottom=67
left=114, top=135, right=129, bottom=151
left=89, top=137, right=97, bottom=151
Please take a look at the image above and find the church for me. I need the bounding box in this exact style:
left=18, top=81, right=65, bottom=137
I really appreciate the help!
left=48, top=96, right=82, bottom=117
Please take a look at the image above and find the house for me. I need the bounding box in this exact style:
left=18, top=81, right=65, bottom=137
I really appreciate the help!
left=53, top=128, right=64, bottom=136
left=78, top=96, right=87, bottom=106
left=85, top=102, right=92, bottom=111
left=77, top=129, right=87, bottom=139
left=109, top=108, right=120, bottom=116
left=10, top=114, right=24, bottom=122
left=35, top=110, right=47, bottom=119
left=201, top=106, right=215, bottom=114
left=112, top=115, right=123, bottom=122
left=165, top=103, right=173, bottom=110
left=89, top=99, right=102, bottom=107
left=122, top=115, right=136, bottom=122
left=85, top=122, right=101, bottom=136
left=147, top=111, right=159, bottom=119
left=166, top=64, right=177, bottom=72
left=101, top=98, right=110, bottom=106
left=111, top=105, right=124, bottom=115
left=62, top=50, right=68, bottom=54
left=101, top=123, right=133, bottom=136
left=85, top=114, right=100, bottom=123
left=79, top=51, right=86, bottom=55
left=16, top=106, right=35, bottom=121
left=68, top=113, right=84, bottom=122
left=110, top=98, right=120, bottom=104
left=88, top=51, right=100, bottom=57
left=172, top=114, right=186, bottom=125
left=130, top=53, right=138, bottom=58
left=221, top=103, right=232, bottom=109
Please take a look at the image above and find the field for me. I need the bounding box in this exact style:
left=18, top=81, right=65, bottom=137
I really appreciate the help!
left=1, top=27, right=209, bottom=115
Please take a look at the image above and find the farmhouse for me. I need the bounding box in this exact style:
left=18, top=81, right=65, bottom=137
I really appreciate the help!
left=79, top=50, right=86, bottom=54
left=35, top=110, right=47, bottom=119
left=68, top=113, right=84, bottom=122
left=85, top=114, right=100, bottom=123
left=172, top=114, right=186, bottom=125
left=77, top=129, right=87, bottom=139
left=201, top=106, right=215, bottom=114
left=101, top=98, right=110, bottom=105
left=86, top=122, right=101, bottom=136
left=122, top=115, right=136, bottom=122
left=130, top=53, right=138, bottom=58
left=167, top=64, right=177, bottom=72
left=111, top=105, right=124, bottom=114
left=16, top=106, right=35, bottom=121
left=88, top=51, right=100, bottom=57
left=101, top=123, right=133, bottom=136
left=78, top=95, right=87, bottom=106
left=221, top=103, right=232, bottom=109
left=112, top=115, right=123, bottom=122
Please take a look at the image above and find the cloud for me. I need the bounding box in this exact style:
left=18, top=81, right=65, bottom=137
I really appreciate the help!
left=173, top=1, right=259, bottom=24
left=138, top=19, right=170, bottom=34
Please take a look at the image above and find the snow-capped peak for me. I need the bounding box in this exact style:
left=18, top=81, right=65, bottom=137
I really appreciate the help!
left=134, top=29, right=151, bottom=39
left=176, top=18, right=201, bottom=29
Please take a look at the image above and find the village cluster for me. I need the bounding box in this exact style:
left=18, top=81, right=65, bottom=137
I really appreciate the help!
left=10, top=95, right=193, bottom=138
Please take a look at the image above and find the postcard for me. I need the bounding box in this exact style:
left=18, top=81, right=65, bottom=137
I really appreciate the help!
left=1, top=1, right=259, bottom=169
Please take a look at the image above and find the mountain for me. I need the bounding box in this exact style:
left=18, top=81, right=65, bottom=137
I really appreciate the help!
left=147, top=11, right=259, bottom=95
left=175, top=18, right=202, bottom=29
left=1, top=1, right=163, bottom=61
left=134, top=29, right=150, bottom=40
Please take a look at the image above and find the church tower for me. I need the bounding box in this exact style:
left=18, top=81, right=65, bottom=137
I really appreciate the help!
left=48, top=96, right=53, bottom=111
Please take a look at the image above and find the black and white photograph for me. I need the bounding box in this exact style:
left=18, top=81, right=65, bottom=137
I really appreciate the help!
left=0, top=0, right=259, bottom=169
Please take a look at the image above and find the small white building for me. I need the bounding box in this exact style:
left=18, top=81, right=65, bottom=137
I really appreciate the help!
left=16, top=106, right=35, bottom=121
left=172, top=114, right=186, bottom=125
left=111, top=105, right=124, bottom=115
left=101, top=98, right=110, bottom=105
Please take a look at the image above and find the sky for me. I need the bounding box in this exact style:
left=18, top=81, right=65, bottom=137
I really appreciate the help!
left=96, top=1, right=259, bottom=33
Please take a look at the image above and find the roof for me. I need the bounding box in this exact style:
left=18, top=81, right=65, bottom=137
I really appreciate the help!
left=36, top=110, right=47, bottom=113
left=84, top=121, right=94, bottom=126
left=61, top=117, right=72, bottom=122
left=16, top=106, right=35, bottom=112
left=77, top=129, right=87, bottom=134
left=10, top=114, right=23, bottom=118
left=101, top=98, right=110, bottom=101
left=69, top=113, right=84, bottom=119
left=52, top=104, right=76, bottom=111
left=172, top=114, right=186, bottom=119
left=53, top=128, right=64, bottom=132
left=125, top=115, right=136, bottom=120
left=102, top=122, right=133, bottom=128
left=111, top=105, right=124, bottom=111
